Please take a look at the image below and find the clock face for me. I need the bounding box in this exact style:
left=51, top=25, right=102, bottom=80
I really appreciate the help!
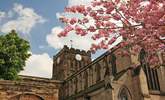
left=57, top=57, right=60, bottom=64
left=75, top=54, right=82, bottom=61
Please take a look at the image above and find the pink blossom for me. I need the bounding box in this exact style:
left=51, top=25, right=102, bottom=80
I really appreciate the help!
left=112, top=13, right=121, bottom=20
left=89, top=11, right=97, bottom=17
left=70, top=18, right=77, bottom=25
left=64, top=25, right=73, bottom=32
left=102, top=16, right=111, bottom=21
left=88, top=26, right=96, bottom=32
left=98, top=29, right=106, bottom=36
left=58, top=31, right=68, bottom=37
left=108, top=37, right=117, bottom=45
left=119, top=4, right=127, bottom=11
left=59, top=0, right=165, bottom=68
left=82, top=18, right=89, bottom=23
left=75, top=25, right=87, bottom=36
left=76, top=5, right=85, bottom=13
left=86, top=7, right=92, bottom=12
left=59, top=16, right=69, bottom=23
left=97, top=9, right=104, bottom=14
left=106, top=7, right=114, bottom=14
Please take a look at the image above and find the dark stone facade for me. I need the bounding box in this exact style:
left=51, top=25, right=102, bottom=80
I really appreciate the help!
left=53, top=46, right=165, bottom=100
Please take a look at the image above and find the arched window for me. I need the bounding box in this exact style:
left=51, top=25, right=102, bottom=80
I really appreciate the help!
left=81, top=58, right=84, bottom=67
left=74, top=77, right=78, bottom=93
left=104, top=66, right=110, bottom=78
left=112, top=54, right=117, bottom=75
left=118, top=87, right=131, bottom=100
left=89, top=67, right=93, bottom=86
left=139, top=49, right=160, bottom=91
left=79, top=74, right=83, bottom=90
left=109, top=54, right=117, bottom=76
left=84, top=71, right=88, bottom=88
left=95, top=63, right=101, bottom=82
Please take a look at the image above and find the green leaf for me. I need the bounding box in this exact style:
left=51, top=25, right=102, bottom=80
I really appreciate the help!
left=0, top=30, right=31, bottom=80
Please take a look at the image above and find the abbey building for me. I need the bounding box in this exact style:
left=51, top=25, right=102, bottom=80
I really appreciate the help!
left=0, top=45, right=164, bottom=100
left=54, top=45, right=165, bottom=100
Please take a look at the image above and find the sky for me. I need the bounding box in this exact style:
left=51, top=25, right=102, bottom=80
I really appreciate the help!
left=0, top=0, right=105, bottom=78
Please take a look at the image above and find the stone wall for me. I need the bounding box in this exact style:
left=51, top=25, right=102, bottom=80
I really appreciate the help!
left=0, top=76, right=62, bottom=100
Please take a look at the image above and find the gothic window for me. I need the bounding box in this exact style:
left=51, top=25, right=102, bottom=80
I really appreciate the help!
left=89, top=67, right=93, bottom=86
left=70, top=60, right=73, bottom=68
left=104, top=66, right=110, bottom=78
left=112, top=54, right=117, bottom=75
left=70, top=60, right=75, bottom=75
left=79, top=74, right=83, bottom=91
left=103, top=58, right=107, bottom=67
left=139, top=49, right=160, bottom=91
left=74, top=77, right=78, bottom=93
left=81, top=58, right=84, bottom=67
left=118, top=87, right=131, bottom=100
left=120, top=93, right=128, bottom=100
left=109, top=54, right=117, bottom=76
left=95, top=63, right=101, bottom=82
left=75, top=60, right=82, bottom=70
left=79, top=61, right=81, bottom=68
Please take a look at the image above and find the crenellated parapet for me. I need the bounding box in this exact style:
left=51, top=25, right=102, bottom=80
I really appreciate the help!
left=53, top=45, right=91, bottom=60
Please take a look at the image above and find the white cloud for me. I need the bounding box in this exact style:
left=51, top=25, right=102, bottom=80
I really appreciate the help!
left=20, top=53, right=53, bottom=78
left=0, top=11, right=6, bottom=22
left=56, top=12, right=61, bottom=19
left=46, top=25, right=122, bottom=51
left=0, top=11, right=5, bottom=18
left=56, top=0, right=92, bottom=19
left=53, top=0, right=96, bottom=51
left=0, top=3, right=46, bottom=34
left=68, top=0, right=93, bottom=6
left=39, top=45, right=45, bottom=49
left=46, top=26, right=95, bottom=50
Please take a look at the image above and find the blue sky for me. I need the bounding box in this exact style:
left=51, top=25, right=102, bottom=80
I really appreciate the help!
left=0, top=0, right=68, bottom=78
left=0, top=0, right=105, bottom=78
left=0, top=0, right=67, bottom=56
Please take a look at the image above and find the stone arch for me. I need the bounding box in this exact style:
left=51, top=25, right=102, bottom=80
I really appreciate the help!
left=10, top=93, right=44, bottom=100
left=118, top=86, right=132, bottom=100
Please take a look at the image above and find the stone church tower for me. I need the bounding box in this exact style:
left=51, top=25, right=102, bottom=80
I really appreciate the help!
left=52, top=45, right=91, bottom=80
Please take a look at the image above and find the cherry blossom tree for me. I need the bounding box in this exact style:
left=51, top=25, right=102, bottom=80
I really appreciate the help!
left=58, top=0, right=165, bottom=67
